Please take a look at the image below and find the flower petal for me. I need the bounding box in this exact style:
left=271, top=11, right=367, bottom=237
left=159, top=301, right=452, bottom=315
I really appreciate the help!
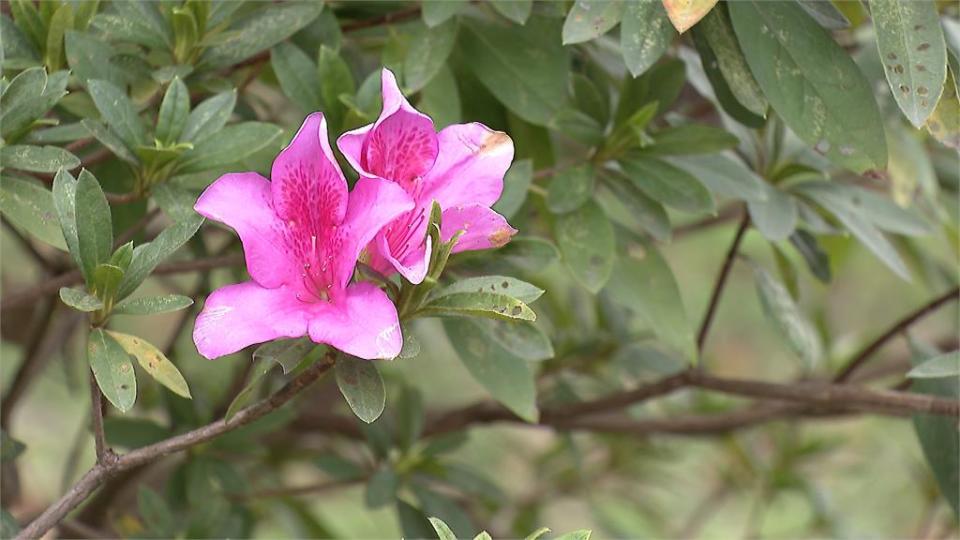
left=372, top=232, right=432, bottom=284
left=344, top=177, right=415, bottom=264
left=194, top=172, right=296, bottom=288
left=337, top=69, right=438, bottom=184
left=272, top=112, right=348, bottom=227
left=442, top=204, right=517, bottom=253
left=308, top=281, right=402, bottom=359
left=423, top=123, right=515, bottom=208
left=193, top=282, right=310, bottom=359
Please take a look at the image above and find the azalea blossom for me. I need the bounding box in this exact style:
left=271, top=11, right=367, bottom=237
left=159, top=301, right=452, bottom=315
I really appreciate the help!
left=338, top=69, right=517, bottom=284
left=192, top=113, right=413, bottom=360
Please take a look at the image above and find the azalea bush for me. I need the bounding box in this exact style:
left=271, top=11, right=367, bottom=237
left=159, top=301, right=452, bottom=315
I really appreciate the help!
left=1, top=0, right=959, bottom=538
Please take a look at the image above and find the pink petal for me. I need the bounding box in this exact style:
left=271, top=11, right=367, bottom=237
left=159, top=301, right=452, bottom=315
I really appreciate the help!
left=343, top=177, right=415, bottom=264
left=271, top=112, right=348, bottom=227
left=423, top=123, right=515, bottom=208
left=442, top=204, right=517, bottom=253
left=308, top=281, right=402, bottom=359
left=373, top=232, right=432, bottom=284
left=194, top=172, right=296, bottom=289
left=337, top=69, right=439, bottom=185
left=193, top=282, right=310, bottom=359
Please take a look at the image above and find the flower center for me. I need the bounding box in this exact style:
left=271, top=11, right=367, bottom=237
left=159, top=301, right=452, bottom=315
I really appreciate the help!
left=292, top=226, right=343, bottom=304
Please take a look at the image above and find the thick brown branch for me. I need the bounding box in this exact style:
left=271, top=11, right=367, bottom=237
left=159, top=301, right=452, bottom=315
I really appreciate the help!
left=696, top=213, right=751, bottom=353
left=833, top=287, right=960, bottom=382
left=1, top=253, right=244, bottom=312
left=15, top=355, right=335, bottom=540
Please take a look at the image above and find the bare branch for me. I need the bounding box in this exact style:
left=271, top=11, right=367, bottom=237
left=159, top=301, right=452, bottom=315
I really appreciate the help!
left=696, top=213, right=751, bottom=354
left=88, top=371, right=110, bottom=465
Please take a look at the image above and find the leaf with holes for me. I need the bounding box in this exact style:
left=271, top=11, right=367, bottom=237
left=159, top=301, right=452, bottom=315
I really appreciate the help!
left=108, top=331, right=191, bottom=399
left=621, top=0, right=675, bottom=77
left=562, top=0, right=624, bottom=45
left=421, top=292, right=536, bottom=322
left=432, top=276, right=544, bottom=304
left=88, top=328, right=137, bottom=412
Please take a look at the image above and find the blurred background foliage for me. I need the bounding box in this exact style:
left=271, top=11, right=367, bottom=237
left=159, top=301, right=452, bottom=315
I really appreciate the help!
left=1, top=0, right=958, bottom=538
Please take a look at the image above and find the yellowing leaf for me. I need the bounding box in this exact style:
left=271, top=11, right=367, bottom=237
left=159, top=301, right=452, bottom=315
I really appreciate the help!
left=661, top=0, right=718, bottom=33
left=107, top=331, right=191, bottom=399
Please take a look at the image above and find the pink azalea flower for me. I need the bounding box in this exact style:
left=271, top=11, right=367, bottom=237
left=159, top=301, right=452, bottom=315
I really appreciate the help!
left=338, top=69, right=517, bottom=284
left=192, top=113, right=413, bottom=360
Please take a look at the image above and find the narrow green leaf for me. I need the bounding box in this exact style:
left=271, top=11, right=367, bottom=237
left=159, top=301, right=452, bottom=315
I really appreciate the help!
left=413, top=484, right=474, bottom=539
left=155, top=77, right=190, bottom=144
left=1, top=13, right=39, bottom=64
left=428, top=517, right=457, bottom=540
left=668, top=153, right=767, bottom=202
left=605, top=246, right=697, bottom=362
left=421, top=0, right=466, bottom=27
left=525, top=527, right=551, bottom=540
left=432, top=276, right=544, bottom=304
left=461, top=17, right=569, bottom=126
left=796, top=0, right=850, bottom=29
left=555, top=530, right=592, bottom=540
left=225, top=361, right=273, bottom=420
left=547, top=164, right=595, bottom=214
left=88, top=328, right=137, bottom=412
left=59, top=287, right=104, bottom=312
left=271, top=42, right=322, bottom=114
left=747, top=185, right=798, bottom=241
left=65, top=30, right=124, bottom=86
left=499, top=237, right=560, bottom=273
left=555, top=201, right=615, bottom=293
left=200, top=2, right=323, bottom=69
left=907, top=351, right=960, bottom=379
left=614, top=56, right=686, bottom=124
left=112, top=294, right=194, bottom=316
left=620, top=0, right=674, bottom=77
left=646, top=124, right=738, bottom=156
left=474, top=319, right=553, bottom=362
left=444, top=318, right=538, bottom=422
left=117, top=215, right=203, bottom=299
left=181, top=90, right=237, bottom=143
left=1, top=67, right=46, bottom=111
left=789, top=230, right=831, bottom=283
left=729, top=1, right=887, bottom=172
left=404, top=20, right=458, bottom=93
left=600, top=177, right=671, bottom=242
left=335, top=356, right=386, bottom=424
left=44, top=3, right=73, bottom=71
left=0, top=144, right=80, bottom=173
left=753, top=265, right=822, bottom=368
left=491, top=0, right=532, bottom=25
left=176, top=122, right=282, bottom=173
left=562, top=0, right=624, bottom=45
left=75, top=170, right=113, bottom=283
left=253, top=338, right=315, bottom=375
left=422, top=292, right=536, bottom=322
left=81, top=119, right=140, bottom=165
left=872, top=0, right=947, bottom=127
left=697, top=7, right=767, bottom=117
left=1, top=69, right=69, bottom=140
left=493, top=159, right=533, bottom=220
left=0, top=175, right=67, bottom=250
left=317, top=45, right=355, bottom=129
left=572, top=74, right=610, bottom=126
left=88, top=79, right=147, bottom=147
left=107, top=331, right=191, bottom=399
left=52, top=169, right=82, bottom=272
left=620, top=156, right=715, bottom=214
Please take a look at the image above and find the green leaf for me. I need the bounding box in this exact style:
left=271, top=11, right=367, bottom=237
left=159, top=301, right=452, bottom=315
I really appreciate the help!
left=428, top=517, right=457, bottom=540
left=549, top=108, right=604, bottom=146
left=562, top=0, right=624, bottom=45
left=461, top=17, right=568, bottom=125
left=413, top=484, right=474, bottom=539
left=112, top=294, right=194, bottom=316
left=491, top=0, right=532, bottom=25
left=547, top=164, right=595, bottom=214
left=796, top=0, right=850, bottom=29
left=365, top=467, right=398, bottom=508
left=177, top=122, right=282, bottom=173
left=59, top=287, right=104, bottom=312
left=421, top=292, right=536, bottom=322
left=620, top=156, right=714, bottom=214
left=1, top=67, right=46, bottom=112
left=44, top=3, right=73, bottom=71
left=93, top=1, right=172, bottom=50
left=107, top=331, right=191, bottom=399
left=613, top=342, right=687, bottom=380
left=271, top=42, right=322, bottom=114
left=620, top=0, right=674, bottom=77
left=93, top=263, right=124, bottom=303
left=335, top=356, right=386, bottom=424
left=0, top=175, right=67, bottom=250
left=88, top=79, right=147, bottom=148
left=493, top=159, right=533, bottom=219
left=81, top=119, right=140, bottom=165
left=155, top=77, right=190, bottom=144
left=200, top=1, right=323, bottom=69
left=555, top=201, right=615, bottom=293
left=910, top=343, right=960, bottom=518
left=138, top=487, right=176, bottom=538
left=421, top=0, right=466, bottom=27
left=224, top=361, right=273, bottom=420
left=419, top=63, right=461, bottom=128
left=525, top=527, right=551, bottom=540
left=1, top=70, right=69, bottom=141
left=433, top=276, right=544, bottom=304
left=181, top=90, right=237, bottom=143
left=10, top=0, right=45, bottom=50
left=499, top=236, right=561, bottom=273
left=789, top=230, right=831, bottom=283
left=696, top=7, right=767, bottom=117
left=555, top=530, right=592, bottom=540
left=605, top=245, right=697, bottom=362
left=253, top=338, right=315, bottom=375
left=753, top=265, right=822, bottom=368
left=404, top=20, right=458, bottom=93
left=474, top=319, right=554, bottom=362
left=65, top=30, right=124, bottom=86
left=117, top=215, right=203, bottom=299
left=52, top=169, right=83, bottom=272
left=0, top=144, right=79, bottom=173
left=75, top=170, right=113, bottom=284
left=645, top=124, right=738, bottom=156
left=317, top=45, right=355, bottom=129
left=872, top=0, right=947, bottom=127
left=573, top=74, right=610, bottom=126
left=614, top=58, right=685, bottom=124
left=88, top=328, right=137, bottom=412
left=667, top=154, right=767, bottom=202
left=747, top=186, right=798, bottom=241
left=444, top=318, right=538, bottom=422
left=600, top=176, right=671, bottom=242
left=397, top=500, right=435, bottom=538
left=907, top=351, right=960, bottom=379
left=925, top=67, right=959, bottom=149
left=1, top=13, right=39, bottom=64
left=728, top=1, right=887, bottom=172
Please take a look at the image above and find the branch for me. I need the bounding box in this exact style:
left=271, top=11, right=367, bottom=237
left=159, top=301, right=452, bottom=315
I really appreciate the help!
left=833, top=287, right=960, bottom=382
left=88, top=371, right=109, bottom=465
left=0, top=253, right=244, bottom=312
left=15, top=355, right=335, bottom=540
left=696, top=213, right=751, bottom=353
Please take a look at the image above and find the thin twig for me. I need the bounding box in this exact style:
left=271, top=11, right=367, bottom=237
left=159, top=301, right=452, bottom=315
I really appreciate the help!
left=833, top=287, right=959, bottom=382
left=696, top=212, right=751, bottom=354
left=88, top=371, right=109, bottom=465
left=15, top=354, right=336, bottom=540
